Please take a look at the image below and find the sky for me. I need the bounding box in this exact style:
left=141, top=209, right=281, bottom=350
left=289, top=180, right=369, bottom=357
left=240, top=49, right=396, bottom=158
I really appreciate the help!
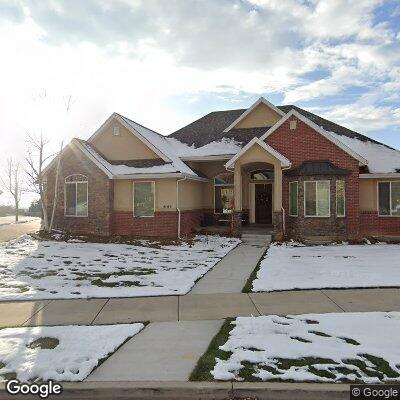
left=0, top=0, right=399, bottom=207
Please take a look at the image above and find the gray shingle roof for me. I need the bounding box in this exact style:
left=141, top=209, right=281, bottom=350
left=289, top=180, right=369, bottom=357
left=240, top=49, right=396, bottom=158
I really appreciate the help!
left=285, top=161, right=351, bottom=176
left=169, top=105, right=391, bottom=149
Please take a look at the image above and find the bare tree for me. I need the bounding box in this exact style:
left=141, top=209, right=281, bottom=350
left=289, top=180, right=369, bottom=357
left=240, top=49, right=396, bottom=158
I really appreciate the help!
left=25, top=134, right=57, bottom=232
left=24, top=91, right=74, bottom=233
left=0, top=159, right=23, bottom=222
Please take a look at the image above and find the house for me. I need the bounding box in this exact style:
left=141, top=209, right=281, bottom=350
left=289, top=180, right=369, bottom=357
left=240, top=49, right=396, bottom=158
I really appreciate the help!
left=43, top=97, right=400, bottom=240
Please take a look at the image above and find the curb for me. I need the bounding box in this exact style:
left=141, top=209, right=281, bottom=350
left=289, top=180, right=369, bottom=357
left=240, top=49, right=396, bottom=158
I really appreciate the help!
left=0, top=381, right=350, bottom=400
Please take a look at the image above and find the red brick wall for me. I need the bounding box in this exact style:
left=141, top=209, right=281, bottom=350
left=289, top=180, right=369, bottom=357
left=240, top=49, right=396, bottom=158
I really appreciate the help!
left=112, top=210, right=204, bottom=237
left=45, top=145, right=113, bottom=236
left=265, top=117, right=361, bottom=239
left=360, top=211, right=400, bottom=236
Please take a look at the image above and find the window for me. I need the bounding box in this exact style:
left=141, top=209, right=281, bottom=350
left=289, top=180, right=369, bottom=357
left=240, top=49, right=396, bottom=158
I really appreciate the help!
left=378, top=182, right=400, bottom=216
left=336, top=180, right=346, bottom=217
left=134, top=181, right=155, bottom=217
left=250, top=169, right=274, bottom=180
left=64, top=175, right=88, bottom=217
left=214, top=173, right=234, bottom=214
left=289, top=181, right=298, bottom=216
left=304, top=181, right=330, bottom=217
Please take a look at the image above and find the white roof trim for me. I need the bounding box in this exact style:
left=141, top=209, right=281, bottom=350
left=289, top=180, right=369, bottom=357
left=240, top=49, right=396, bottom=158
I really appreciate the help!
left=113, top=173, right=209, bottom=181
left=87, top=113, right=172, bottom=162
left=73, top=139, right=114, bottom=178
left=360, top=173, right=400, bottom=179
left=225, top=137, right=291, bottom=169
left=180, top=154, right=235, bottom=161
left=223, top=97, right=286, bottom=133
left=260, top=109, right=369, bottom=166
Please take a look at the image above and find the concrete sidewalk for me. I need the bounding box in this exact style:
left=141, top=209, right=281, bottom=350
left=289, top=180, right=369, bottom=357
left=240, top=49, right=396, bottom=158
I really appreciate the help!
left=190, top=236, right=270, bottom=294
left=1, top=288, right=399, bottom=328
left=87, top=320, right=223, bottom=381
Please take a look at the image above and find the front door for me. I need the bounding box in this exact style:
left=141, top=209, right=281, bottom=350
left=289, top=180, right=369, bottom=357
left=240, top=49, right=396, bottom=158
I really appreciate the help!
left=255, top=184, right=272, bottom=224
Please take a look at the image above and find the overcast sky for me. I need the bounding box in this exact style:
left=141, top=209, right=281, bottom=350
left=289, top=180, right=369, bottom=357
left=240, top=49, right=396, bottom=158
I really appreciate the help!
left=0, top=0, right=399, bottom=206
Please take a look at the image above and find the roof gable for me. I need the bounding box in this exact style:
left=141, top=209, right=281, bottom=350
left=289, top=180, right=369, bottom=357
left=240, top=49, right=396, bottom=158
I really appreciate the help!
left=223, top=97, right=285, bottom=132
left=88, top=113, right=172, bottom=162
left=260, top=110, right=368, bottom=165
left=225, top=138, right=291, bottom=169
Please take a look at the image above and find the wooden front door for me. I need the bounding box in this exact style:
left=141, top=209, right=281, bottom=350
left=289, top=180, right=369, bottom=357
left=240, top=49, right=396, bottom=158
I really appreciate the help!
left=255, top=184, right=272, bottom=224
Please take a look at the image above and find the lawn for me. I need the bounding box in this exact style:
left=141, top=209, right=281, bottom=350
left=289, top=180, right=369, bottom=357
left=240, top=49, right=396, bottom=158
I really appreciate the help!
left=0, top=234, right=240, bottom=300
left=194, top=313, right=400, bottom=383
left=252, top=241, right=400, bottom=292
left=0, top=324, right=143, bottom=381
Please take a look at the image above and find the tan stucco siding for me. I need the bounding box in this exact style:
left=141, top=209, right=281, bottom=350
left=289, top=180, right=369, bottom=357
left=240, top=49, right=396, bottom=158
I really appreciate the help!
left=235, top=103, right=282, bottom=129
left=359, top=178, right=400, bottom=212
left=186, top=161, right=227, bottom=211
left=113, top=178, right=177, bottom=212
left=178, top=180, right=206, bottom=211
left=91, top=121, right=159, bottom=160
left=359, top=179, right=377, bottom=211
left=233, top=143, right=282, bottom=212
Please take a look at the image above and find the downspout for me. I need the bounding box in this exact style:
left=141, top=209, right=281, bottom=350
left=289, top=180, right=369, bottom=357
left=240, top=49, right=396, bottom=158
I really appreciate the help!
left=176, top=176, right=187, bottom=239
left=280, top=165, right=292, bottom=236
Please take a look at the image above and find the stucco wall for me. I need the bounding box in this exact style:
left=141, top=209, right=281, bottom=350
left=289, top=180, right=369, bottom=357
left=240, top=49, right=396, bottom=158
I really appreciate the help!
left=113, top=178, right=177, bottom=212
left=91, top=121, right=159, bottom=160
left=359, top=178, right=400, bottom=212
left=359, top=179, right=377, bottom=211
left=178, top=179, right=206, bottom=211
left=235, top=103, right=282, bottom=129
left=233, top=143, right=282, bottom=212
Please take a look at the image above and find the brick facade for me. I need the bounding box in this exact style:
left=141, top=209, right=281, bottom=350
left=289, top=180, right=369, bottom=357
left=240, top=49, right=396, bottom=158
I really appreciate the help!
left=286, top=175, right=347, bottom=240
left=360, top=211, right=400, bottom=236
left=45, top=146, right=113, bottom=236
left=112, top=210, right=204, bottom=237
left=265, top=117, right=361, bottom=239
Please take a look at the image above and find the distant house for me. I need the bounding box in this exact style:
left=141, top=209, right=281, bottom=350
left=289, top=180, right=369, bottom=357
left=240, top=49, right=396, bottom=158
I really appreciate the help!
left=43, top=97, right=400, bottom=240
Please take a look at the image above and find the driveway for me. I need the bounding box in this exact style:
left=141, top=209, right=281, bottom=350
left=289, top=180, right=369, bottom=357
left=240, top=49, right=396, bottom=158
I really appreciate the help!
left=0, top=217, right=40, bottom=243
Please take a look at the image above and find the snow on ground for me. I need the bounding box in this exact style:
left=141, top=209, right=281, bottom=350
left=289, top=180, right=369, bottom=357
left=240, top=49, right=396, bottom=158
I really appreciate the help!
left=0, top=234, right=240, bottom=300
left=212, top=313, right=400, bottom=383
left=0, top=324, right=143, bottom=382
left=252, top=242, right=400, bottom=292
left=0, top=216, right=41, bottom=227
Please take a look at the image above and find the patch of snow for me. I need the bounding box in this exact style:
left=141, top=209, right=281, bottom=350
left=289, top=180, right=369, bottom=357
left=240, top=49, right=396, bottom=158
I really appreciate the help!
left=212, top=313, right=400, bottom=383
left=0, top=234, right=240, bottom=300
left=167, top=137, right=242, bottom=158
left=252, top=242, right=400, bottom=292
left=0, top=324, right=143, bottom=382
left=328, top=131, right=400, bottom=173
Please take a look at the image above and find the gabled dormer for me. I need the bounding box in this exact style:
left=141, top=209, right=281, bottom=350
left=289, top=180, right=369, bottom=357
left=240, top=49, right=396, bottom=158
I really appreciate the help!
left=223, top=97, right=285, bottom=132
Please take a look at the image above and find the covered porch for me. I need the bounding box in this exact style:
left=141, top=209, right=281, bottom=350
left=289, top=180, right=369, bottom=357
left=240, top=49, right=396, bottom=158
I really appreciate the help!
left=211, top=138, right=291, bottom=237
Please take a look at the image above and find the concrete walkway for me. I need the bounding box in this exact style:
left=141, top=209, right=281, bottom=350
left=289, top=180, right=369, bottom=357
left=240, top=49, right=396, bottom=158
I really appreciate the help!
left=1, top=288, right=399, bottom=328
left=190, top=235, right=270, bottom=294
left=87, top=320, right=223, bottom=381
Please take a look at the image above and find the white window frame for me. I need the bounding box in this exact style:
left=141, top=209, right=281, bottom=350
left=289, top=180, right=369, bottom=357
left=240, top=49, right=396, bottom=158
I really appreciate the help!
left=213, top=176, right=234, bottom=214
left=336, top=180, right=346, bottom=218
left=304, top=180, right=331, bottom=218
left=377, top=181, right=400, bottom=217
left=133, top=181, right=155, bottom=218
left=289, top=181, right=298, bottom=217
left=64, top=175, right=88, bottom=218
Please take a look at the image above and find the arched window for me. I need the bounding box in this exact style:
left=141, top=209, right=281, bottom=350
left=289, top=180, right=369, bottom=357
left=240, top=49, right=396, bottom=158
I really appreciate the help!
left=214, top=172, right=234, bottom=214
left=250, top=169, right=274, bottom=180
left=64, top=175, right=88, bottom=217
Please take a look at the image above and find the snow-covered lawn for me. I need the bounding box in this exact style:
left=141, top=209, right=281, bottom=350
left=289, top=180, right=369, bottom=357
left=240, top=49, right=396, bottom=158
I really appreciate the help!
left=0, top=324, right=143, bottom=381
left=252, top=242, right=400, bottom=292
left=0, top=234, right=240, bottom=300
left=212, top=313, right=400, bottom=383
